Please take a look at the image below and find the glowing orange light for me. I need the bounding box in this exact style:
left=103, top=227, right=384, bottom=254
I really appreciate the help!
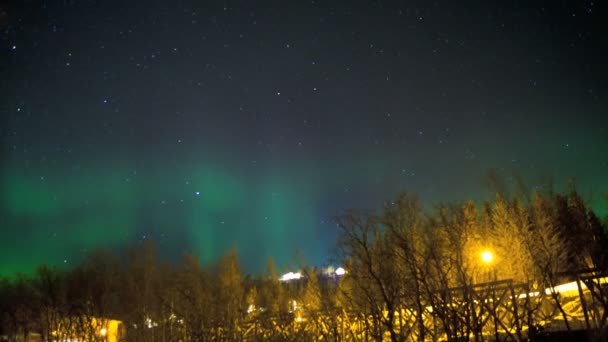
left=481, top=250, right=494, bottom=264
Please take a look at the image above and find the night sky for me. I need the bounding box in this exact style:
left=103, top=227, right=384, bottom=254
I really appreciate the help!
left=1, top=0, right=607, bottom=275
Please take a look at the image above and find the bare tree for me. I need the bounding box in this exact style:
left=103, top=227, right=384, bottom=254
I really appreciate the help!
left=383, top=192, right=430, bottom=341
left=122, top=240, right=160, bottom=341
left=335, top=210, right=403, bottom=342
left=34, top=265, right=67, bottom=341
left=215, top=249, right=245, bottom=340
left=170, top=253, right=214, bottom=341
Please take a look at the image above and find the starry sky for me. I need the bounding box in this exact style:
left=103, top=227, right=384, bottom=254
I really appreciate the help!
left=1, top=0, right=607, bottom=275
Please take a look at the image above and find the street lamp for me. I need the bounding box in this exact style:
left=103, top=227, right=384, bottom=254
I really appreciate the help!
left=480, top=249, right=499, bottom=340
left=481, top=250, right=494, bottom=264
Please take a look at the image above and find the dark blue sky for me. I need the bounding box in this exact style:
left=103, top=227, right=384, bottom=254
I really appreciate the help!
left=1, top=0, right=607, bottom=274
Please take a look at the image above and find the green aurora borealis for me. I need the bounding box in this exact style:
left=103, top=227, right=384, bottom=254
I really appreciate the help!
left=2, top=144, right=607, bottom=275
left=1, top=161, right=324, bottom=274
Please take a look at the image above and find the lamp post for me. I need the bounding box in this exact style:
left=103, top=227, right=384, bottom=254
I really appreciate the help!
left=480, top=250, right=499, bottom=341
left=480, top=250, right=496, bottom=284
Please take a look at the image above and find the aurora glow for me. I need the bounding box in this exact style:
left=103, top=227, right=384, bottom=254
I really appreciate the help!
left=1, top=0, right=607, bottom=275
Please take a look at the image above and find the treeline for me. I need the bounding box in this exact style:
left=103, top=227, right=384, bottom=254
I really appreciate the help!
left=1, top=188, right=607, bottom=341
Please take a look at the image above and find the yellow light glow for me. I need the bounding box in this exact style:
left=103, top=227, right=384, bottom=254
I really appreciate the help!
left=481, top=250, right=493, bottom=264
left=100, top=328, right=107, bottom=336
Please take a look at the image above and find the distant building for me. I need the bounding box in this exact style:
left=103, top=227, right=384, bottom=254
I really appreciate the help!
left=52, top=317, right=125, bottom=342
left=1, top=317, right=124, bottom=342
